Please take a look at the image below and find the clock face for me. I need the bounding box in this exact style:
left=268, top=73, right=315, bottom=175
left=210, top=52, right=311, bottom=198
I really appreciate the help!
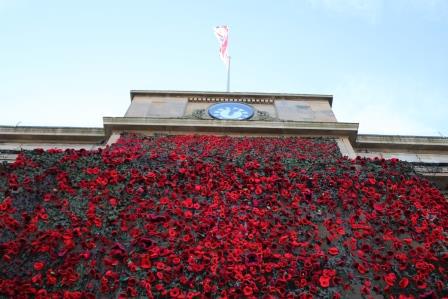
left=208, top=103, right=254, bottom=120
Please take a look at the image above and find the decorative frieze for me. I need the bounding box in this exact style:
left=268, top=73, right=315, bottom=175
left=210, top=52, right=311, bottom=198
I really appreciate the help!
left=188, top=96, right=274, bottom=104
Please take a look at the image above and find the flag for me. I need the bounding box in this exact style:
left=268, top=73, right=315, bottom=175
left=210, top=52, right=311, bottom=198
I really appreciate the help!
left=214, top=25, right=229, bottom=67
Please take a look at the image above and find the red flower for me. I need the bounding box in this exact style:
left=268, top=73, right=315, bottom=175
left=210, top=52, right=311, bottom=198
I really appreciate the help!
left=32, top=273, right=42, bottom=284
left=63, top=291, right=83, bottom=299
left=399, top=277, right=409, bottom=288
left=357, top=263, right=367, bottom=274
left=46, top=270, right=57, bottom=285
left=140, top=255, right=151, bottom=269
left=184, top=210, right=193, bottom=218
left=319, top=276, right=331, bottom=288
left=34, top=262, right=45, bottom=271
left=169, top=287, right=180, bottom=297
left=243, top=286, right=253, bottom=296
left=323, top=269, right=336, bottom=277
left=384, top=273, right=397, bottom=286
left=156, top=262, right=165, bottom=270
left=168, top=228, right=177, bottom=238
left=328, top=247, right=339, bottom=255
left=373, top=203, right=384, bottom=212
left=109, top=197, right=118, bottom=207
left=182, top=198, right=193, bottom=208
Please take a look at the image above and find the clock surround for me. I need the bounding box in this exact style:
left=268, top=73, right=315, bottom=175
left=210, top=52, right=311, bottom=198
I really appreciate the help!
left=207, top=102, right=255, bottom=120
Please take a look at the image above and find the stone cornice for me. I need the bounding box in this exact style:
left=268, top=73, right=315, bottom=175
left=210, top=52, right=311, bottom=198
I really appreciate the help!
left=0, top=126, right=105, bottom=143
left=130, top=90, right=333, bottom=106
left=103, top=117, right=358, bottom=142
left=356, top=134, right=448, bottom=151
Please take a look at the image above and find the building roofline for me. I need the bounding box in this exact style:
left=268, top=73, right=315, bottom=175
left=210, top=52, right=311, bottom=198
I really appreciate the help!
left=356, top=134, right=448, bottom=151
left=130, top=90, right=334, bottom=106
left=0, top=126, right=105, bottom=143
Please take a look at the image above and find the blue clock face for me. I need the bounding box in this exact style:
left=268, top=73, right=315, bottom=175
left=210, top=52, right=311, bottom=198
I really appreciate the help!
left=208, top=103, right=254, bottom=120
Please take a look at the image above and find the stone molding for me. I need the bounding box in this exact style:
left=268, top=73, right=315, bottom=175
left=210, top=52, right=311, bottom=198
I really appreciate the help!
left=0, top=126, right=105, bottom=143
left=414, top=164, right=448, bottom=177
left=356, top=134, right=448, bottom=151
left=131, top=90, right=333, bottom=106
left=188, top=96, right=274, bottom=104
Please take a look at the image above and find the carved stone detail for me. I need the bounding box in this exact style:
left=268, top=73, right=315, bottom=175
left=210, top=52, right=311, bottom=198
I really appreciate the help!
left=188, top=97, right=274, bottom=104
left=191, top=109, right=209, bottom=120
left=256, top=110, right=275, bottom=121
left=188, top=109, right=275, bottom=121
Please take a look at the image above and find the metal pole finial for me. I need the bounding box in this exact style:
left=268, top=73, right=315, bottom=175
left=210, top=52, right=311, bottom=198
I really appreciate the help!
left=227, top=56, right=231, bottom=92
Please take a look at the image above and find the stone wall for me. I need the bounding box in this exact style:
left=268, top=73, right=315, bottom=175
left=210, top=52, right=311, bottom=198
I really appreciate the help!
left=126, top=91, right=336, bottom=122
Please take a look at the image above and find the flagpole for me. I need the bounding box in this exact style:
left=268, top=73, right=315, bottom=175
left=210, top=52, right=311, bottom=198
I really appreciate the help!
left=227, top=56, right=231, bottom=92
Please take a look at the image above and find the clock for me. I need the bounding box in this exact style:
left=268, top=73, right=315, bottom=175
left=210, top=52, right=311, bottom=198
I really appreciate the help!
left=208, top=102, right=254, bottom=120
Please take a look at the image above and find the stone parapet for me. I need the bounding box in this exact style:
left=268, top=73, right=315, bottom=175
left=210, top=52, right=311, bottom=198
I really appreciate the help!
left=0, top=126, right=104, bottom=143
left=356, top=134, right=448, bottom=151
left=130, top=90, right=333, bottom=106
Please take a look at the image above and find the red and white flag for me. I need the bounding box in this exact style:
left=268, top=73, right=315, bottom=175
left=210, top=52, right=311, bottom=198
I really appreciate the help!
left=214, top=25, right=229, bottom=67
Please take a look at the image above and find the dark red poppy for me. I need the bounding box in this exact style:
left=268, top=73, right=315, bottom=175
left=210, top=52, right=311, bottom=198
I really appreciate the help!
left=384, top=273, right=396, bottom=286
left=169, top=287, right=180, bottom=298
left=243, top=286, right=253, bottom=296
left=357, top=263, right=367, bottom=274
left=328, top=247, right=339, bottom=255
left=399, top=277, right=409, bottom=288
left=34, top=262, right=45, bottom=271
left=319, top=276, right=330, bottom=288
left=140, top=255, right=151, bottom=269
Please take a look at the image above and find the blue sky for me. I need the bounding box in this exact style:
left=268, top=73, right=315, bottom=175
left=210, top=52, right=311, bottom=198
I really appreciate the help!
left=1, top=0, right=447, bottom=135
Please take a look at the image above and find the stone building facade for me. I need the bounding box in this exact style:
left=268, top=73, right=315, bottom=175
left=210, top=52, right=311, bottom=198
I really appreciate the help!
left=1, top=90, right=447, bottom=196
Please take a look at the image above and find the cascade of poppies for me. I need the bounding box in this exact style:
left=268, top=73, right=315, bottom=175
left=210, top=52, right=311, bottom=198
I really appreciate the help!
left=0, top=134, right=447, bottom=298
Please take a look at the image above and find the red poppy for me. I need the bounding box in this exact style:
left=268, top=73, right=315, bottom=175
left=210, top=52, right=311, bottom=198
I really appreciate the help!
left=399, top=277, right=409, bottom=288
left=140, top=255, right=151, bottom=269
left=34, top=262, right=45, bottom=271
left=109, top=198, right=118, bottom=206
left=32, top=273, right=42, bottom=284
left=384, top=273, right=396, bottom=286
left=47, top=271, right=57, bottom=285
left=323, top=269, right=336, bottom=277
left=169, top=287, right=180, bottom=297
left=243, top=286, right=253, bottom=296
left=184, top=210, right=193, bottom=218
left=156, top=262, right=165, bottom=270
left=357, top=264, right=367, bottom=274
left=319, top=276, right=331, bottom=288
left=328, top=247, right=339, bottom=255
